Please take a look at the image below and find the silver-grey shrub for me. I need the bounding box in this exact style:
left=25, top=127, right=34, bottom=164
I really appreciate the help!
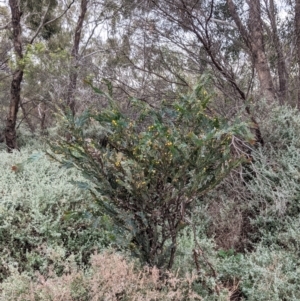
left=248, top=105, right=300, bottom=241
left=219, top=104, right=300, bottom=299
left=0, top=147, right=114, bottom=281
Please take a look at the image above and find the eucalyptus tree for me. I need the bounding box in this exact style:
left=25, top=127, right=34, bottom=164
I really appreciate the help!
left=95, top=0, right=299, bottom=144
left=66, top=0, right=88, bottom=116
left=0, top=4, right=11, bottom=129
left=227, top=0, right=276, bottom=104
left=5, top=0, right=74, bottom=151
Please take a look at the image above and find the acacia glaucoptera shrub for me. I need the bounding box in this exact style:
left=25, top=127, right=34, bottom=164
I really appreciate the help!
left=51, top=80, right=251, bottom=269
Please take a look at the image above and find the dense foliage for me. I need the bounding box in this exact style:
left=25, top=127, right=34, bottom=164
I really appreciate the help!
left=0, top=146, right=116, bottom=281
left=2, top=101, right=300, bottom=300
left=50, top=82, right=249, bottom=269
left=2, top=1, right=300, bottom=299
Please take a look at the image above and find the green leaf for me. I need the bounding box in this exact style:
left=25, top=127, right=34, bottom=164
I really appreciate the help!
left=102, top=78, right=113, bottom=97
left=70, top=180, right=90, bottom=190
left=27, top=152, right=44, bottom=162
left=75, top=109, right=90, bottom=127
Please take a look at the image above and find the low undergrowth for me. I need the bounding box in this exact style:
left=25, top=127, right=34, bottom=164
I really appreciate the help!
left=2, top=102, right=300, bottom=300
left=0, top=252, right=201, bottom=301
left=0, top=146, right=119, bottom=281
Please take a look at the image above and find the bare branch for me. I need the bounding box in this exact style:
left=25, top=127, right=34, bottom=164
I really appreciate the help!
left=226, top=0, right=251, bottom=48
left=81, top=49, right=106, bottom=59
left=29, top=1, right=51, bottom=44
left=209, top=17, right=237, bottom=28
left=29, top=0, right=75, bottom=44
left=0, top=21, right=11, bottom=30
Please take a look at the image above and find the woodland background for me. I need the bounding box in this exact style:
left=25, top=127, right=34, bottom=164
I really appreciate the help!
left=1, top=0, right=300, bottom=300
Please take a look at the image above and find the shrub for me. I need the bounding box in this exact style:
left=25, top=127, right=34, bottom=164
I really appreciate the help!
left=214, top=245, right=300, bottom=301
left=245, top=105, right=300, bottom=245
left=0, top=147, right=117, bottom=281
left=50, top=80, right=250, bottom=269
left=192, top=103, right=300, bottom=299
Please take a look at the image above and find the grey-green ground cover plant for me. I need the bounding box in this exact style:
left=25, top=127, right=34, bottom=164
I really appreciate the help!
left=236, top=104, right=300, bottom=299
left=0, top=146, right=116, bottom=281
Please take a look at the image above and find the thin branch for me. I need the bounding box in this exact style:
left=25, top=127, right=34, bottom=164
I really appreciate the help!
left=29, top=2, right=51, bottom=44
left=29, top=0, right=75, bottom=44
left=210, top=17, right=237, bottom=28
left=0, top=21, right=11, bottom=30
left=226, top=0, right=251, bottom=49
left=81, top=49, right=105, bottom=60
left=80, top=22, right=99, bottom=56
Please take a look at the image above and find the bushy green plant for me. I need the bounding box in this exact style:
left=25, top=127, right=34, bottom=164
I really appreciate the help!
left=171, top=211, right=244, bottom=300
left=50, top=80, right=250, bottom=269
left=258, top=104, right=300, bottom=149
left=0, top=147, right=117, bottom=281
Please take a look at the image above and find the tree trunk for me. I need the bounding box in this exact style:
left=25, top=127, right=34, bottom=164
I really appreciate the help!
left=227, top=0, right=276, bottom=104
left=20, top=99, right=35, bottom=133
left=248, top=0, right=276, bottom=103
left=295, top=0, right=300, bottom=109
left=268, top=0, right=287, bottom=105
left=6, top=0, right=23, bottom=152
left=66, top=0, right=88, bottom=116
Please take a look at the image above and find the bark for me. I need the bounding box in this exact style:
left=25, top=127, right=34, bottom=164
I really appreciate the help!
left=6, top=0, right=23, bottom=151
left=66, top=0, right=88, bottom=116
left=268, top=0, right=287, bottom=105
left=227, top=0, right=276, bottom=104
left=20, top=99, right=35, bottom=133
left=5, top=1, right=75, bottom=150
left=40, top=105, right=47, bottom=133
left=295, top=0, right=300, bottom=109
